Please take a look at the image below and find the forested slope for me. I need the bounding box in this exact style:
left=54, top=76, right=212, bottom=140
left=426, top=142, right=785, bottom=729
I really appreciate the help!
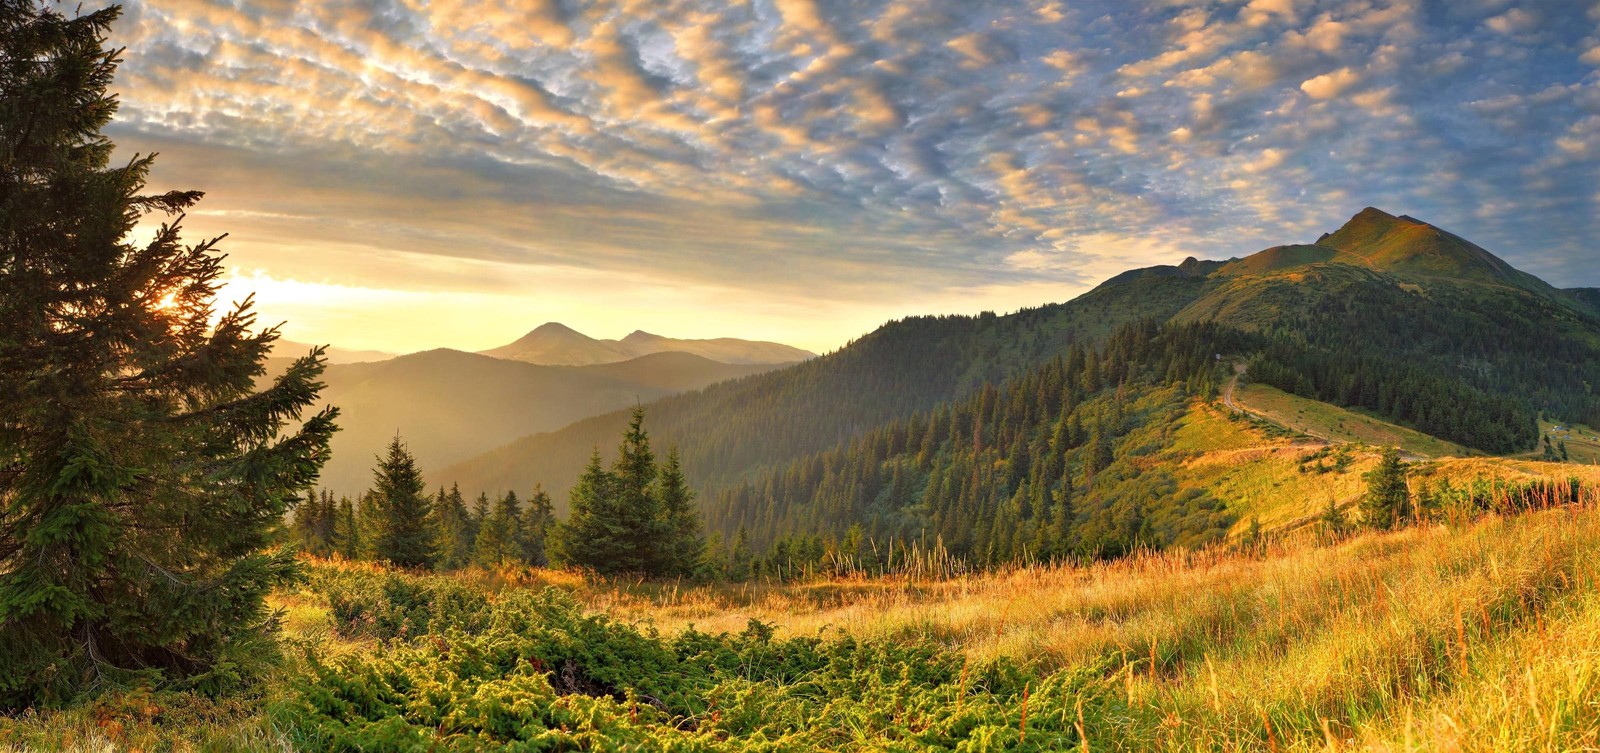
left=440, top=275, right=1215, bottom=504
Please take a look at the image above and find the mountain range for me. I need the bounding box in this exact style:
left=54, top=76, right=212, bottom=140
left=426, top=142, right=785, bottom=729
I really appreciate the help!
left=268, top=329, right=811, bottom=495
left=480, top=322, right=816, bottom=366
left=435, top=208, right=1600, bottom=530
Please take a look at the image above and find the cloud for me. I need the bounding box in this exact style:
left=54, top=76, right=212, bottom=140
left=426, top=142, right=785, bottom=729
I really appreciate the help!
left=1300, top=67, right=1362, bottom=99
left=86, top=0, right=1600, bottom=352
left=1485, top=8, right=1539, bottom=35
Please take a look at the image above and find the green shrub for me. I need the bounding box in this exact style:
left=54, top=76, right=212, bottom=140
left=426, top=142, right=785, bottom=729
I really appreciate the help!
left=274, top=588, right=1119, bottom=751
left=317, top=570, right=493, bottom=641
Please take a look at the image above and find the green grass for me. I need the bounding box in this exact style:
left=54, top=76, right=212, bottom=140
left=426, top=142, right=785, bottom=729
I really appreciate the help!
left=1537, top=419, right=1600, bottom=465
left=1233, top=382, right=1469, bottom=458
left=14, top=498, right=1600, bottom=752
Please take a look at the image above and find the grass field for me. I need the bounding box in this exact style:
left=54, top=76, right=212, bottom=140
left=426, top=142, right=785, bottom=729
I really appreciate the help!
left=1231, top=383, right=1469, bottom=459
left=8, top=492, right=1600, bottom=751
left=1538, top=419, right=1600, bottom=465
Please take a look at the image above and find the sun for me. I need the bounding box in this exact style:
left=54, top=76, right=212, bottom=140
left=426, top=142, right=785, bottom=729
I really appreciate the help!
left=155, top=292, right=177, bottom=311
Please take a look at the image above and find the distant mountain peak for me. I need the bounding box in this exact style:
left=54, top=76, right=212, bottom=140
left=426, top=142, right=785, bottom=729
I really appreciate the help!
left=529, top=321, right=585, bottom=336
left=481, top=325, right=815, bottom=366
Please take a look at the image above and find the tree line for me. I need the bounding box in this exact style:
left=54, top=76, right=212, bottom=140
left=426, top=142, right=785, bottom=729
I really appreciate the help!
left=291, top=409, right=706, bottom=579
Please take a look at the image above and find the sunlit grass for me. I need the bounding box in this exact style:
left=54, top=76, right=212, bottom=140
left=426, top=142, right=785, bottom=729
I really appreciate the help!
left=8, top=491, right=1600, bottom=750
left=1235, top=383, right=1469, bottom=458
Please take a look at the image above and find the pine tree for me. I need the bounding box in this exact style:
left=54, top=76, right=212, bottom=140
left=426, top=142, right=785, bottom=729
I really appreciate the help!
left=1318, top=497, right=1348, bottom=539
left=292, top=490, right=337, bottom=557
left=370, top=435, right=433, bottom=568
left=551, top=449, right=620, bottom=570
left=610, top=408, right=661, bottom=573
left=518, top=487, right=554, bottom=567
left=728, top=526, right=754, bottom=581
left=430, top=484, right=472, bottom=570
left=0, top=3, right=338, bottom=707
left=1360, top=447, right=1411, bottom=529
left=656, top=448, right=705, bottom=577
left=468, top=492, right=489, bottom=548
left=474, top=490, right=520, bottom=567
left=332, top=496, right=360, bottom=560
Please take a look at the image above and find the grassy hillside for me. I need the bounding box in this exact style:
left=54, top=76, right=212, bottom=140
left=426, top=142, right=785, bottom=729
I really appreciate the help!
left=1231, top=382, right=1470, bottom=458
left=1568, top=287, right=1600, bottom=315
left=11, top=495, right=1600, bottom=751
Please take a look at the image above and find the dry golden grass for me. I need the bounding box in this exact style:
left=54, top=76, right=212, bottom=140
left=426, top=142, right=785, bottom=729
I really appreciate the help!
left=563, top=500, right=1600, bottom=750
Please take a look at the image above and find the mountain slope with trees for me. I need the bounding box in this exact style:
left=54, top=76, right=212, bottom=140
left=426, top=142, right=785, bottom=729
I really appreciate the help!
left=311, top=349, right=784, bottom=495
left=443, top=208, right=1600, bottom=512
left=440, top=275, right=1215, bottom=506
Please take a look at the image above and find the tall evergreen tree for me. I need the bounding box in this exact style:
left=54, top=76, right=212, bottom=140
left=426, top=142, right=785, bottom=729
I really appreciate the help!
left=610, top=408, right=661, bottom=573
left=292, top=490, right=337, bottom=557
left=474, top=490, right=520, bottom=567
left=553, top=449, right=623, bottom=571
left=369, top=435, right=433, bottom=568
left=728, top=526, right=754, bottom=581
left=0, top=2, right=337, bottom=707
left=468, top=492, right=489, bottom=548
left=518, top=486, right=554, bottom=567
left=430, top=484, right=472, bottom=570
left=656, top=448, right=705, bottom=576
left=331, top=496, right=359, bottom=560
left=1361, top=447, right=1411, bottom=529
left=553, top=410, right=707, bottom=577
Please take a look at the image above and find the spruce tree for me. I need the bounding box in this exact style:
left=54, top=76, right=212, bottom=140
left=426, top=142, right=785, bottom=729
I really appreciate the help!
left=473, top=490, right=519, bottom=567
left=518, top=486, right=554, bottom=567
left=553, top=449, right=622, bottom=571
left=1360, top=447, right=1411, bottom=529
left=610, top=408, right=661, bottom=573
left=656, top=448, right=704, bottom=577
left=430, top=484, right=472, bottom=570
left=728, top=526, right=754, bottom=581
left=332, top=496, right=359, bottom=560
left=1319, top=497, right=1348, bottom=539
left=0, top=2, right=338, bottom=707
left=369, top=435, right=433, bottom=568
left=552, top=411, right=707, bottom=577
left=468, top=492, right=489, bottom=547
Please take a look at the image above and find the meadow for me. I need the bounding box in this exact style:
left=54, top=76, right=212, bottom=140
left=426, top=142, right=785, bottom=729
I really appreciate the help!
left=7, top=489, right=1600, bottom=752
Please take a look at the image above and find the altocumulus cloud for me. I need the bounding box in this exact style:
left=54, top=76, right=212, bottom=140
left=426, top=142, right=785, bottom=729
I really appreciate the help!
left=94, top=0, right=1600, bottom=351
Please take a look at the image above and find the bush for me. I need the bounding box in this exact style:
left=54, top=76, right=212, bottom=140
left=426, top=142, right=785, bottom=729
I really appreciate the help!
left=274, top=587, right=1119, bottom=750
left=317, top=570, right=492, bottom=641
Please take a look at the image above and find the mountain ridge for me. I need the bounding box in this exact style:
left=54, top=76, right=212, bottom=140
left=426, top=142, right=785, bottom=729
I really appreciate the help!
left=481, top=323, right=815, bottom=366
left=311, top=349, right=786, bottom=496
left=437, top=207, right=1600, bottom=510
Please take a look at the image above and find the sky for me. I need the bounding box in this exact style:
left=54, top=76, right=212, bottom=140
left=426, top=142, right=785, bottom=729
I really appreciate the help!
left=101, top=0, right=1600, bottom=355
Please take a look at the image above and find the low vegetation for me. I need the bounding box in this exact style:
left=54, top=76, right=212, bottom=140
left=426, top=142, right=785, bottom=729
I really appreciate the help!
left=10, top=493, right=1600, bottom=751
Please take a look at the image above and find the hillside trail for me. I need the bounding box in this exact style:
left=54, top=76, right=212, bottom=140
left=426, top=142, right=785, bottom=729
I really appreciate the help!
left=1223, top=362, right=1433, bottom=463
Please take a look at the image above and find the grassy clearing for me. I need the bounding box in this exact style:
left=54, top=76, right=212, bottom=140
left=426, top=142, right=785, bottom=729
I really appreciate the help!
left=1538, top=419, right=1600, bottom=465
left=1233, top=383, right=1468, bottom=458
